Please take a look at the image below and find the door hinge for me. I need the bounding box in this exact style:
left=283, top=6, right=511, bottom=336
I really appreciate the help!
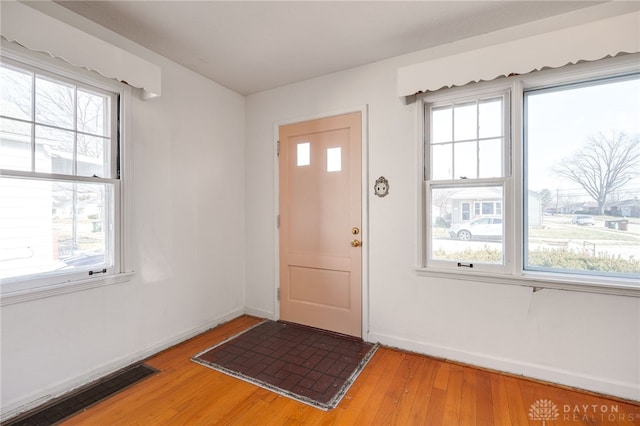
left=277, top=287, right=280, bottom=301
left=277, top=140, right=280, bottom=157
left=277, top=214, right=280, bottom=229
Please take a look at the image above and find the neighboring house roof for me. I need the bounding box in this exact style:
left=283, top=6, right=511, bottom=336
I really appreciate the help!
left=446, top=187, right=503, bottom=200
left=446, top=187, right=541, bottom=200
left=611, top=198, right=640, bottom=207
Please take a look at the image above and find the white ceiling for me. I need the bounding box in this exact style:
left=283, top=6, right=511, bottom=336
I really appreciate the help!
left=55, top=1, right=601, bottom=95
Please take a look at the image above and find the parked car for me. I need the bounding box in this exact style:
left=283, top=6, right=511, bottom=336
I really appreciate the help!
left=571, top=215, right=595, bottom=225
left=449, top=216, right=503, bottom=240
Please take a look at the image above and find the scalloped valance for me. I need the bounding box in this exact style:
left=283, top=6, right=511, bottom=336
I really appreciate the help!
left=397, top=10, right=639, bottom=104
left=0, top=2, right=161, bottom=100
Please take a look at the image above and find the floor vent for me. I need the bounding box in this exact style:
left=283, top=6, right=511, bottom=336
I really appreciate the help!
left=3, top=363, right=157, bottom=426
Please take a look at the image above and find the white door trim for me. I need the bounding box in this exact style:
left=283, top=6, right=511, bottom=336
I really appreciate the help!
left=273, top=105, right=369, bottom=340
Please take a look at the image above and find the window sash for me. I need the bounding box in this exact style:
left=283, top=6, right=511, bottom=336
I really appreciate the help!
left=425, top=90, right=510, bottom=182
left=425, top=179, right=511, bottom=274
left=1, top=57, right=119, bottom=180
left=0, top=171, right=120, bottom=287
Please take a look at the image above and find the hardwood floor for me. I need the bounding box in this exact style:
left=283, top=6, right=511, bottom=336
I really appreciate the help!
left=62, top=315, right=639, bottom=425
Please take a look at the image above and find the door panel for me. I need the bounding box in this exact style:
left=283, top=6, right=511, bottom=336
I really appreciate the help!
left=279, top=112, right=362, bottom=337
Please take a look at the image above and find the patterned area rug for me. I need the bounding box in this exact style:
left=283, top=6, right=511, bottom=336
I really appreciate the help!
left=192, top=320, right=378, bottom=410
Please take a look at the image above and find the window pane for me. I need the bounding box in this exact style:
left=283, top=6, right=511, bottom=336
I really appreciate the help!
left=431, top=143, right=452, bottom=180
left=454, top=141, right=477, bottom=179
left=482, top=202, right=494, bottom=215
left=77, top=134, right=109, bottom=177
left=430, top=185, right=504, bottom=265
left=478, top=98, right=502, bottom=138
left=327, top=147, right=341, bottom=172
left=0, top=117, right=32, bottom=171
left=297, top=142, right=310, bottom=166
left=0, top=178, right=112, bottom=280
left=429, top=95, right=505, bottom=182
left=35, top=75, right=74, bottom=130
left=35, top=125, right=74, bottom=175
left=525, top=75, right=640, bottom=278
left=77, top=89, right=110, bottom=137
left=478, top=138, right=502, bottom=178
left=0, top=64, right=32, bottom=120
left=461, top=202, right=470, bottom=221
left=431, top=106, right=452, bottom=143
left=453, top=102, right=476, bottom=141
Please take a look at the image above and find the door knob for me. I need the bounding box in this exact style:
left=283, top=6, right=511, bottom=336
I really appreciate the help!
left=351, top=239, right=362, bottom=247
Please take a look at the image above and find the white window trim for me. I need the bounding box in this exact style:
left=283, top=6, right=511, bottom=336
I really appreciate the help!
left=422, top=86, right=513, bottom=275
left=0, top=43, right=135, bottom=306
left=416, top=54, right=640, bottom=297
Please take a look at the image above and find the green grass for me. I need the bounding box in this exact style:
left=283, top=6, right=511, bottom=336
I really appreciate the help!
left=528, top=225, right=638, bottom=242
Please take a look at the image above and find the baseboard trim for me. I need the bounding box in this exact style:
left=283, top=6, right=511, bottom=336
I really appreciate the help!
left=367, top=331, right=640, bottom=403
left=244, top=307, right=275, bottom=320
left=1, top=307, right=245, bottom=422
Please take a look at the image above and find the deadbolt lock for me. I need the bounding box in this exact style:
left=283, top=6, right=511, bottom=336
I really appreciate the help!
left=351, top=227, right=360, bottom=235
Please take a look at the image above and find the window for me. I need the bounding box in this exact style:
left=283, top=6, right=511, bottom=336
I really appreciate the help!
left=1, top=53, right=128, bottom=297
left=524, top=74, right=640, bottom=280
left=422, top=56, right=640, bottom=290
left=425, top=91, right=509, bottom=273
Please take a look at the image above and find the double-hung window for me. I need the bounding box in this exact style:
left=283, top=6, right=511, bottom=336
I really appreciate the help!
left=422, top=55, right=640, bottom=291
left=425, top=89, right=511, bottom=273
left=1, top=52, right=128, bottom=297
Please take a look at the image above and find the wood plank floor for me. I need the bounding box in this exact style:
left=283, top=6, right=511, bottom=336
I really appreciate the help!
left=62, top=315, right=640, bottom=425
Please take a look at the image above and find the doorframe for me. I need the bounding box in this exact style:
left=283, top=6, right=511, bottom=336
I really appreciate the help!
left=273, top=105, right=370, bottom=340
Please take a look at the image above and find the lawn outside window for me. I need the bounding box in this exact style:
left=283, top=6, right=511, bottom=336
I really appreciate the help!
left=419, top=55, right=640, bottom=294
left=0, top=47, right=133, bottom=304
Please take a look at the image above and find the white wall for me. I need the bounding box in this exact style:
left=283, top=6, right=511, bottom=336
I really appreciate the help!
left=1, top=2, right=638, bottom=419
left=0, top=4, right=246, bottom=418
left=244, top=8, right=640, bottom=401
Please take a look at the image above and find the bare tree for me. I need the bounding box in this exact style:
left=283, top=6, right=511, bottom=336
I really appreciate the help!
left=554, top=132, right=640, bottom=215
left=539, top=189, right=553, bottom=210
left=2, top=69, right=107, bottom=158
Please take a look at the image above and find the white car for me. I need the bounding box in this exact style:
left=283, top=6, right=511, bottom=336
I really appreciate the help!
left=572, top=215, right=595, bottom=225
left=449, top=217, right=503, bottom=240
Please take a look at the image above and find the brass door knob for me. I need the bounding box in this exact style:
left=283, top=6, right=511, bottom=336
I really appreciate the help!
left=351, top=239, right=362, bottom=247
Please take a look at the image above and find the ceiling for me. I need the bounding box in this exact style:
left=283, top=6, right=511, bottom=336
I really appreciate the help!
left=55, top=1, right=601, bottom=95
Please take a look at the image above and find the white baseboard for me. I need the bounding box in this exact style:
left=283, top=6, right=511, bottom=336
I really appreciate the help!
left=243, top=307, right=274, bottom=320
left=1, top=307, right=245, bottom=422
left=367, top=331, right=640, bottom=403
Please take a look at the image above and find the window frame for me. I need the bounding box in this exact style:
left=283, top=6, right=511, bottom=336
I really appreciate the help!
left=423, top=87, right=512, bottom=275
left=0, top=42, right=134, bottom=305
left=417, top=54, right=640, bottom=297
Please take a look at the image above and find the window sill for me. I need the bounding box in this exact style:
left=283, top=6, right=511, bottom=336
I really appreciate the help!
left=0, top=272, right=135, bottom=306
left=415, top=268, right=640, bottom=297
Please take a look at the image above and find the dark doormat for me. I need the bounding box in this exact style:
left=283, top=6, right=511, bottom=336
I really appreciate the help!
left=192, top=320, right=378, bottom=410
